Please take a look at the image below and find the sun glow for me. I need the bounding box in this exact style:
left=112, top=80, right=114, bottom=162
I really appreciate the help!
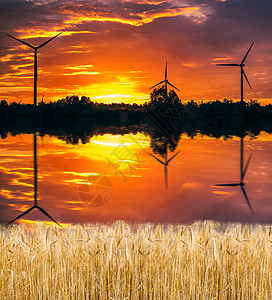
left=75, top=82, right=149, bottom=104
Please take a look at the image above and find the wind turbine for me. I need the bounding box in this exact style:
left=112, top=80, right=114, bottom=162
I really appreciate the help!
left=7, top=32, right=62, bottom=105
left=149, top=149, right=180, bottom=190
left=216, top=43, right=254, bottom=103
left=150, top=62, right=180, bottom=99
left=216, top=137, right=254, bottom=214
left=8, top=133, right=61, bottom=226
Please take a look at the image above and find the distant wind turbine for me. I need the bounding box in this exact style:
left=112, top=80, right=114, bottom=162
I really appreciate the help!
left=216, top=137, right=254, bottom=214
left=149, top=149, right=180, bottom=190
left=216, top=43, right=254, bottom=103
left=7, top=32, right=62, bottom=105
left=150, top=62, right=180, bottom=99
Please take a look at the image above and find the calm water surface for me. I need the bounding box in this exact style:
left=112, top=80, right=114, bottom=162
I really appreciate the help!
left=1, top=131, right=272, bottom=225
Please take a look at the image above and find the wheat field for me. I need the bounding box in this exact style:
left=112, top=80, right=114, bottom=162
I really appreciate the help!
left=0, top=220, right=272, bottom=299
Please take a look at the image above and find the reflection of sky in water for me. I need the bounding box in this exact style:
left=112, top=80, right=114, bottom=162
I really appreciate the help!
left=1, top=132, right=272, bottom=225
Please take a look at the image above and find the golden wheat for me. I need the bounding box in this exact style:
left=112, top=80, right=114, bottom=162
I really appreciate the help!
left=0, top=220, right=272, bottom=299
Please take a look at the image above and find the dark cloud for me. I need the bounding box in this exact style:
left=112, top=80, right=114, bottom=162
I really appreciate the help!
left=0, top=0, right=61, bottom=31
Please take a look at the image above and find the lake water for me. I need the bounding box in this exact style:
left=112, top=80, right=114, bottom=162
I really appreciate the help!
left=1, top=131, right=272, bottom=225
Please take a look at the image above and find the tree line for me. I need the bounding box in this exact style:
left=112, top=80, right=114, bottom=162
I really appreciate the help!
left=1, top=88, right=272, bottom=144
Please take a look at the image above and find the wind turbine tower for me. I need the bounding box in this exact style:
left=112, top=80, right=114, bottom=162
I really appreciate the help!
left=7, top=32, right=62, bottom=105
left=216, top=137, right=254, bottom=214
left=217, top=43, right=254, bottom=103
left=150, top=62, right=180, bottom=99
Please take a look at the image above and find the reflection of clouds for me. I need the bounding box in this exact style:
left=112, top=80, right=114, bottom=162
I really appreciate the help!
left=70, top=207, right=84, bottom=211
left=211, top=190, right=234, bottom=196
left=63, top=179, right=85, bottom=184
left=0, top=166, right=33, bottom=190
left=17, top=219, right=71, bottom=227
left=0, top=150, right=31, bottom=157
left=1, top=132, right=272, bottom=224
left=63, top=171, right=100, bottom=176
left=65, top=200, right=83, bottom=204
left=17, top=204, right=33, bottom=212
left=10, top=178, right=32, bottom=188
left=1, top=189, right=14, bottom=200
left=181, top=182, right=205, bottom=190
left=0, top=187, right=33, bottom=203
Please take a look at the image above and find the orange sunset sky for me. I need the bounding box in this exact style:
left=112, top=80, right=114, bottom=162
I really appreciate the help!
left=0, top=0, right=272, bottom=104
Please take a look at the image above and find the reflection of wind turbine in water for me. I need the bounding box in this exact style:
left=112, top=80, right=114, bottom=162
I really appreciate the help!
left=216, top=43, right=254, bottom=103
left=216, top=137, right=254, bottom=214
left=149, top=149, right=180, bottom=190
left=7, top=32, right=62, bottom=105
left=8, top=133, right=61, bottom=226
left=148, top=61, right=181, bottom=189
left=149, top=61, right=180, bottom=98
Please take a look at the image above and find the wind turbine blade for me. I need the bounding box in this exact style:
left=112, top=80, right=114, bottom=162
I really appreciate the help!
left=167, top=81, right=180, bottom=91
left=242, top=68, right=252, bottom=89
left=241, top=42, right=254, bottom=65
left=242, top=154, right=253, bottom=180
left=149, top=152, right=165, bottom=165
left=165, top=165, right=168, bottom=190
left=165, top=61, right=167, bottom=80
left=216, top=184, right=240, bottom=186
left=37, top=32, right=62, bottom=49
left=7, top=206, right=35, bottom=224
left=240, top=186, right=254, bottom=214
left=216, top=64, right=240, bottom=66
left=37, top=206, right=62, bottom=227
left=166, top=151, right=180, bottom=164
left=149, top=80, right=165, bottom=90
left=7, top=34, right=35, bottom=49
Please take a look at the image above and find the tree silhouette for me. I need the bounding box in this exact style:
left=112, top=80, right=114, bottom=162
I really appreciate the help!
left=150, top=86, right=181, bottom=107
